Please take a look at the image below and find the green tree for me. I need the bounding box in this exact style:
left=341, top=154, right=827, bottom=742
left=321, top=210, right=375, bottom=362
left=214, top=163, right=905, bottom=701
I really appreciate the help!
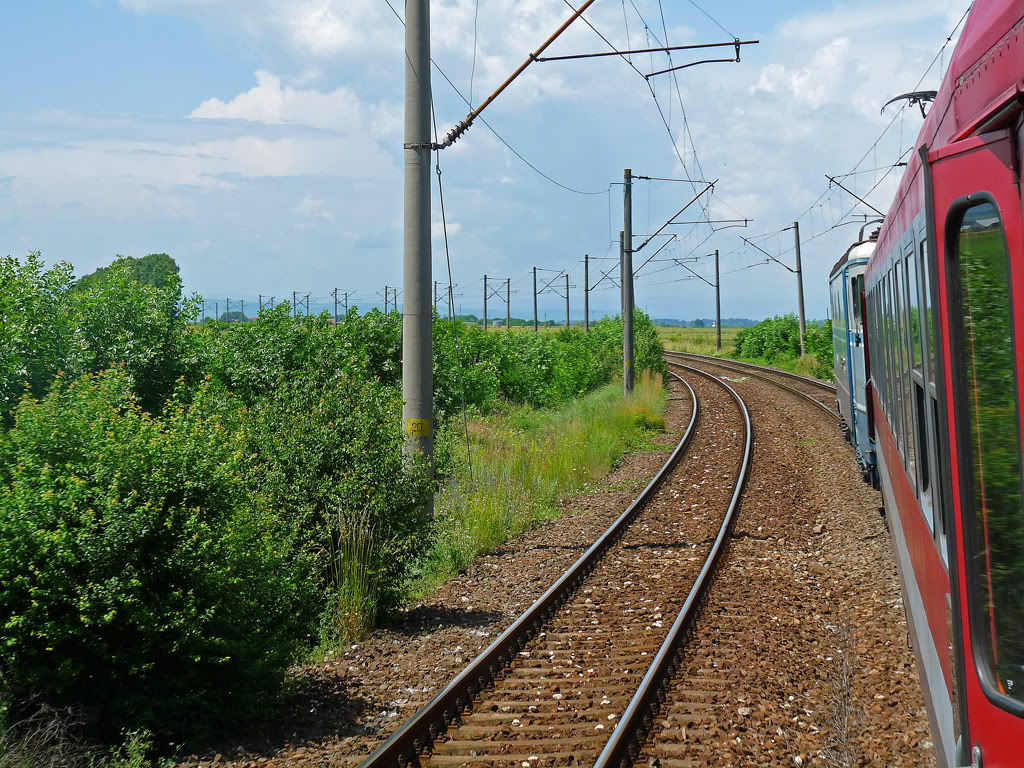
left=74, top=253, right=180, bottom=292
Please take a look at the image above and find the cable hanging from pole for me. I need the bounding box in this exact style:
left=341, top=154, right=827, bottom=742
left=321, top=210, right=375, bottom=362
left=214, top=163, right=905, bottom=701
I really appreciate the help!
left=419, top=0, right=599, bottom=150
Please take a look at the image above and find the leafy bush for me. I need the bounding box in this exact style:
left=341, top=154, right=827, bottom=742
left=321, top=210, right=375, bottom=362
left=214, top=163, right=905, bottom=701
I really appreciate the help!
left=0, top=253, right=198, bottom=424
left=242, top=371, right=434, bottom=619
left=805, top=319, right=834, bottom=380
left=734, top=313, right=834, bottom=381
left=0, top=371, right=316, bottom=742
left=0, top=254, right=79, bottom=426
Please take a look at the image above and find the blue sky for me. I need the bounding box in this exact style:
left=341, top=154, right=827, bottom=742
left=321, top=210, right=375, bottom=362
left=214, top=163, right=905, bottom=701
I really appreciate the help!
left=0, top=0, right=971, bottom=320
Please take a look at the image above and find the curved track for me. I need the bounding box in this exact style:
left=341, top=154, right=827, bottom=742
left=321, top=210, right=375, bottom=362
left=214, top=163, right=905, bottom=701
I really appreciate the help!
left=665, top=351, right=839, bottom=423
left=358, top=369, right=752, bottom=768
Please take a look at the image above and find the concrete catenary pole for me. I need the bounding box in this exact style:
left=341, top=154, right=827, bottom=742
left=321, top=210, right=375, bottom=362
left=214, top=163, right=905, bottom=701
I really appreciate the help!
left=619, top=232, right=625, bottom=317
left=565, top=272, right=570, bottom=329
left=793, top=220, right=807, bottom=355
left=384, top=285, right=389, bottom=314
left=533, top=266, right=539, bottom=333
left=402, top=0, right=434, bottom=471
left=434, top=280, right=438, bottom=314
left=715, top=249, right=722, bottom=350
left=483, top=274, right=488, bottom=331
left=333, top=288, right=338, bottom=324
left=584, top=254, right=590, bottom=332
left=241, top=299, right=244, bottom=321
left=292, top=291, right=297, bottom=318
left=623, top=169, right=635, bottom=395
left=506, top=278, right=510, bottom=331
left=344, top=292, right=349, bottom=317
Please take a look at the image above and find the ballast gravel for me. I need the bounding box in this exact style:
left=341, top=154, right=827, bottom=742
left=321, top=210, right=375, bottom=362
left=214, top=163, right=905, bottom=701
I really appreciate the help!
left=179, top=367, right=933, bottom=767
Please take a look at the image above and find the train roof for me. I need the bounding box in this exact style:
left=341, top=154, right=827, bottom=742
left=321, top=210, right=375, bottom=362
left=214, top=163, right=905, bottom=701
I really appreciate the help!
left=829, top=240, right=876, bottom=280
left=870, top=0, right=1023, bottom=278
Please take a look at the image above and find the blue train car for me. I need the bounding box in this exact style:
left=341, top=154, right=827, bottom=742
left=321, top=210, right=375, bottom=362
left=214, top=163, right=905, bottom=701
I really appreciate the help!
left=829, top=226, right=879, bottom=484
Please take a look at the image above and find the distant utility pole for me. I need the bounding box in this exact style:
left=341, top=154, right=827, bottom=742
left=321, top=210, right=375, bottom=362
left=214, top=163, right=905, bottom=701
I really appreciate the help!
left=434, top=280, right=438, bottom=314
left=392, top=287, right=399, bottom=313
left=293, top=291, right=297, bottom=319
left=259, top=295, right=263, bottom=314
left=448, top=284, right=453, bottom=322
left=215, top=302, right=219, bottom=322
left=715, top=249, right=722, bottom=350
left=385, top=285, right=389, bottom=314
left=623, top=168, right=635, bottom=395
left=483, top=274, right=488, bottom=330
left=793, top=221, right=807, bottom=355
left=344, top=291, right=349, bottom=317
left=333, top=288, right=339, bottom=324
left=403, top=0, right=433, bottom=474
left=584, top=254, right=590, bottom=332
left=565, top=272, right=570, bottom=329
left=305, top=293, right=310, bottom=316
left=506, top=278, right=511, bottom=331
left=241, top=299, right=245, bottom=321
left=533, top=267, right=539, bottom=333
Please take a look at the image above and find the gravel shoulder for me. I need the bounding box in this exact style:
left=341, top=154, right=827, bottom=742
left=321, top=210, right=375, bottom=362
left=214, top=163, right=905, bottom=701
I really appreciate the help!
left=646, top=366, right=934, bottom=767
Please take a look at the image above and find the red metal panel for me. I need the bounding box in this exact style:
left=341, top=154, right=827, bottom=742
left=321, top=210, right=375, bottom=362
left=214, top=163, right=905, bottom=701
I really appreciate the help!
left=874, top=390, right=954, bottom=695
left=930, top=131, right=1023, bottom=768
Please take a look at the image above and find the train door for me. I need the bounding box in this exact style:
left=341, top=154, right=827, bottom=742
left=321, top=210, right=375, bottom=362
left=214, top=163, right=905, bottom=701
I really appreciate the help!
left=927, top=128, right=1024, bottom=767
left=847, top=266, right=869, bottom=451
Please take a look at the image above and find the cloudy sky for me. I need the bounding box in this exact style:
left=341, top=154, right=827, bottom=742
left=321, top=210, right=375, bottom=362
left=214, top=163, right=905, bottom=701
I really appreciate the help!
left=0, top=0, right=971, bottom=320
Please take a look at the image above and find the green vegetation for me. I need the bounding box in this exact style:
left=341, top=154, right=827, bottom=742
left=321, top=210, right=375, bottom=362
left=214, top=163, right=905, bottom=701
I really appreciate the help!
left=0, top=251, right=667, bottom=756
left=658, top=326, right=742, bottom=356
left=74, top=253, right=180, bottom=292
left=413, top=373, right=666, bottom=602
left=656, top=316, right=834, bottom=381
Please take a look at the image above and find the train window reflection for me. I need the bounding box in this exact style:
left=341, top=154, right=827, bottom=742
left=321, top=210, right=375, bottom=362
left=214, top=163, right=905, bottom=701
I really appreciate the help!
left=955, top=199, right=1023, bottom=706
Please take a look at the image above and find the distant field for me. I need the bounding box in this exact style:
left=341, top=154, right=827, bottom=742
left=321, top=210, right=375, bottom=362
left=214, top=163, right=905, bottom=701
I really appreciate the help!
left=657, top=326, right=740, bottom=356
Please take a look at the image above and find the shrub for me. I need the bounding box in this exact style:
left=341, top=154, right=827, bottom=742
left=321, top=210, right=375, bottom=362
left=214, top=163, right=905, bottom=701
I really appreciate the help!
left=805, top=319, right=834, bottom=381
left=0, top=254, right=79, bottom=427
left=0, top=370, right=316, bottom=742
left=242, top=371, right=434, bottom=620
left=0, top=253, right=199, bottom=425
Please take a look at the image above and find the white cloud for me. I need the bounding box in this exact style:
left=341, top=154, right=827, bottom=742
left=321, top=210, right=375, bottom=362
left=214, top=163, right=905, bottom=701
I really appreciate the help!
left=295, top=195, right=334, bottom=223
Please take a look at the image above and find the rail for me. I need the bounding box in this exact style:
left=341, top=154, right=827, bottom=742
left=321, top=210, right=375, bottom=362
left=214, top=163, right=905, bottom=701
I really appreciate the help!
left=666, top=351, right=839, bottom=422
left=595, top=363, right=753, bottom=768
left=357, top=371, right=699, bottom=768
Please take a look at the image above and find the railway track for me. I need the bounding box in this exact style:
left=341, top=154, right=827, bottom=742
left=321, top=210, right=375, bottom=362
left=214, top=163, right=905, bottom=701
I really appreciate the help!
left=357, top=367, right=752, bottom=768
left=664, top=352, right=839, bottom=422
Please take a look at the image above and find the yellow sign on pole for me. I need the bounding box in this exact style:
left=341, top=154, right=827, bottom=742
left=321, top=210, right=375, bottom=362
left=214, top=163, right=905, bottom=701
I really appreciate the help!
left=406, top=418, right=431, bottom=437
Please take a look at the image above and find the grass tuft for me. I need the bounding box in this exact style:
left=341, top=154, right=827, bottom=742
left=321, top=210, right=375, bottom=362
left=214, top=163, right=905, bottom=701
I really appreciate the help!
left=412, top=373, right=666, bottom=597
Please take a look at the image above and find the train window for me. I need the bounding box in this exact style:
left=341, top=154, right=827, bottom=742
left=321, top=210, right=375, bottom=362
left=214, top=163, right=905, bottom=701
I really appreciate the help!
left=851, top=275, right=864, bottom=333
left=885, top=273, right=896, bottom=419
left=907, top=251, right=922, bottom=369
left=902, top=252, right=917, bottom=487
left=921, top=240, right=936, bottom=379
left=894, top=265, right=908, bottom=462
left=953, top=199, right=1024, bottom=707
left=911, top=242, right=935, bottom=529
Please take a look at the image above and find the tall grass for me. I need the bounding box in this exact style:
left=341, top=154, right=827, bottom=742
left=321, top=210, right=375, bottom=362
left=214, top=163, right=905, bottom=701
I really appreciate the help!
left=414, top=373, right=666, bottom=596
left=317, top=510, right=379, bottom=652
left=657, top=327, right=741, bottom=356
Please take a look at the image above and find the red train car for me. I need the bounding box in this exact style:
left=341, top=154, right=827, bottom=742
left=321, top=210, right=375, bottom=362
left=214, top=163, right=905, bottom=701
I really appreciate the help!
left=862, top=1, right=1023, bottom=765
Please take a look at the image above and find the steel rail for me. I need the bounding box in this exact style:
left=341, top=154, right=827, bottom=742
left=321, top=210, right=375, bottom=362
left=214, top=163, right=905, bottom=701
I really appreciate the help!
left=357, top=372, right=699, bottom=768
left=667, top=352, right=840, bottom=422
left=665, top=350, right=836, bottom=394
left=595, top=363, right=753, bottom=768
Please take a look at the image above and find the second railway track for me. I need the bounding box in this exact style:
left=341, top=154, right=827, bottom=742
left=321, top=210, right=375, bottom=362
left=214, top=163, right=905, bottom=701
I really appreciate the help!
left=358, top=367, right=752, bottom=768
left=664, top=352, right=839, bottom=422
